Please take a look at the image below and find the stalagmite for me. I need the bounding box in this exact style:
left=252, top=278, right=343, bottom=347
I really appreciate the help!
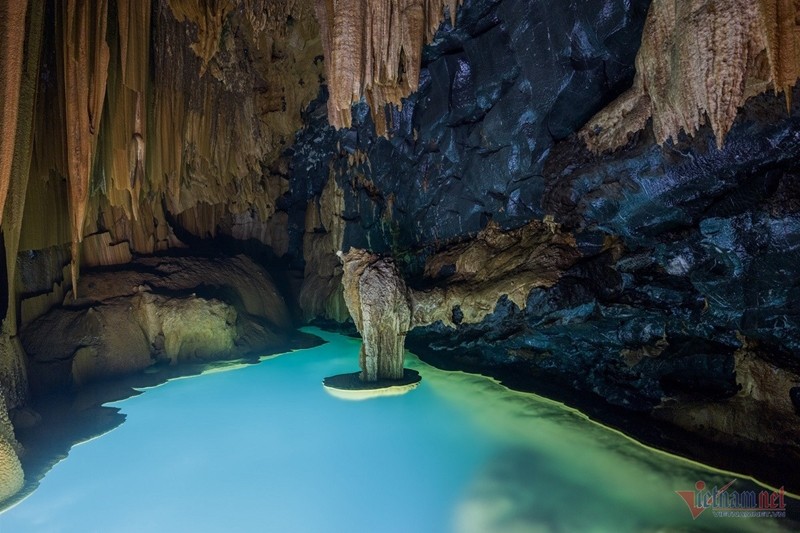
left=338, top=248, right=411, bottom=382
left=581, top=0, right=800, bottom=152
left=315, top=0, right=461, bottom=134
left=60, top=0, right=111, bottom=297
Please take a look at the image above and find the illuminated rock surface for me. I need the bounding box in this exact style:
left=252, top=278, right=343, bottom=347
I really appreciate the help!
left=315, top=0, right=461, bottom=134
left=20, top=255, right=293, bottom=394
left=582, top=0, right=800, bottom=151
left=339, top=248, right=411, bottom=381
left=0, top=397, right=23, bottom=505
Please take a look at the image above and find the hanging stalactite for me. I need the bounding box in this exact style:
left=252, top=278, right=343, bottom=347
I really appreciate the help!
left=581, top=0, right=800, bottom=152
left=0, top=1, right=30, bottom=226
left=314, top=0, right=461, bottom=135
left=59, top=0, right=111, bottom=297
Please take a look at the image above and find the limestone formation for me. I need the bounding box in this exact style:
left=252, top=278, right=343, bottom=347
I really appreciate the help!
left=4, top=0, right=323, bottom=322
left=315, top=0, right=461, bottom=134
left=412, top=220, right=581, bottom=328
left=21, top=255, right=292, bottom=393
left=0, top=437, right=23, bottom=506
left=166, top=0, right=234, bottom=72
left=338, top=248, right=411, bottom=382
left=0, top=328, right=29, bottom=411
left=654, top=342, right=800, bottom=459
left=2, top=0, right=45, bottom=336
left=336, top=221, right=580, bottom=381
left=0, top=0, right=29, bottom=225
left=60, top=0, right=111, bottom=296
left=0, top=396, right=23, bottom=505
left=299, top=175, right=348, bottom=321
left=581, top=0, right=800, bottom=151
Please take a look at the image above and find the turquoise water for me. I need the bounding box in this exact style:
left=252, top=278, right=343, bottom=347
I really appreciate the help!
left=0, top=329, right=793, bottom=532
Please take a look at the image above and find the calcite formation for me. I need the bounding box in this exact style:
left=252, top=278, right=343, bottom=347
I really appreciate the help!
left=2, top=0, right=45, bottom=336
left=0, top=396, right=23, bottom=505
left=0, top=0, right=29, bottom=225
left=0, top=0, right=323, bottom=331
left=166, top=0, right=234, bottom=72
left=315, top=0, right=461, bottom=134
left=412, top=220, right=581, bottom=327
left=337, top=219, right=579, bottom=381
left=299, top=174, right=348, bottom=321
left=581, top=0, right=800, bottom=151
left=338, top=248, right=411, bottom=381
left=60, top=0, right=111, bottom=296
left=21, top=255, right=291, bottom=394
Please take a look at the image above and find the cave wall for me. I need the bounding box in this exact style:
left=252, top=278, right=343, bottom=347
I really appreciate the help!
left=0, top=1, right=323, bottom=321
left=0, top=0, right=325, bottom=412
left=1, top=0, right=800, bottom=490
left=290, top=0, right=652, bottom=318
left=289, top=0, right=800, bottom=474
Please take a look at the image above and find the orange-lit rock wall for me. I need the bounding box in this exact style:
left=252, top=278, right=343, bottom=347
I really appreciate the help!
left=0, top=0, right=323, bottom=333
left=315, top=0, right=460, bottom=134
left=582, top=0, right=800, bottom=151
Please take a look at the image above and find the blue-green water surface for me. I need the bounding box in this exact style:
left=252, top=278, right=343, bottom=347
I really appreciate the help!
left=0, top=329, right=793, bottom=532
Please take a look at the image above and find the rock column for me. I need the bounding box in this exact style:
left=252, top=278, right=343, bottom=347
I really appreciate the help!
left=338, top=248, right=411, bottom=382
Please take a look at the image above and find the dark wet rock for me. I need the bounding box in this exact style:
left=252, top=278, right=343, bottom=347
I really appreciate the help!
left=287, top=0, right=800, bottom=487
left=791, top=387, right=800, bottom=416
left=287, top=0, right=652, bottom=259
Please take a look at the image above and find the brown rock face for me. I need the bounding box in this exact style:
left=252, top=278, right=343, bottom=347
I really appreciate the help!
left=0, top=0, right=29, bottom=225
left=314, top=0, right=461, bottom=134
left=60, top=0, right=112, bottom=295
left=338, top=249, right=411, bottom=382
left=1, top=0, right=324, bottom=324
left=654, top=338, right=800, bottom=462
left=299, top=174, right=348, bottom=322
left=21, top=255, right=292, bottom=394
left=412, top=220, right=581, bottom=328
left=581, top=0, right=800, bottom=151
left=0, top=394, right=23, bottom=505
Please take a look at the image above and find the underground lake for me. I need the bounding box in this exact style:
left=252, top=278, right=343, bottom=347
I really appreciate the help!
left=0, top=328, right=795, bottom=532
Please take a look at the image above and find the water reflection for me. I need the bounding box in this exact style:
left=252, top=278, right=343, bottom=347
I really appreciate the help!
left=407, top=341, right=796, bottom=532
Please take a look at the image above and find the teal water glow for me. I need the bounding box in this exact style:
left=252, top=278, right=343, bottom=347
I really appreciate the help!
left=0, top=329, right=793, bottom=532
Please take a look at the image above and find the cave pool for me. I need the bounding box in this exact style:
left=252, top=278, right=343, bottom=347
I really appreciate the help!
left=0, top=328, right=794, bottom=532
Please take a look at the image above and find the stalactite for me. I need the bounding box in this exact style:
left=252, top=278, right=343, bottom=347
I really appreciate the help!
left=166, top=0, right=235, bottom=74
left=0, top=1, right=29, bottom=225
left=98, top=0, right=151, bottom=227
left=2, top=1, right=46, bottom=335
left=17, top=0, right=323, bottom=316
left=60, top=0, right=111, bottom=297
left=760, top=0, right=800, bottom=109
left=315, top=0, right=461, bottom=135
left=581, top=0, right=800, bottom=152
left=152, top=0, right=322, bottom=238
